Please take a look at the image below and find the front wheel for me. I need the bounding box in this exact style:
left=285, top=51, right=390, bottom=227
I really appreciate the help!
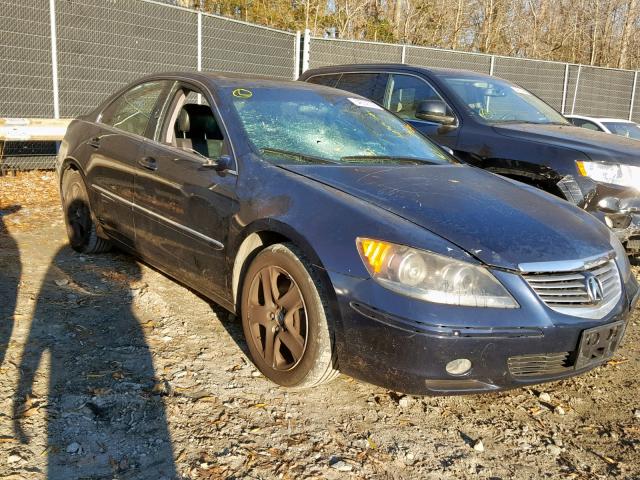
left=240, top=243, right=339, bottom=388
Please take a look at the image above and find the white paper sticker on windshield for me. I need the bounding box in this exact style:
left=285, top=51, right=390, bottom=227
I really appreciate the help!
left=511, top=86, right=531, bottom=96
left=348, top=98, right=383, bottom=110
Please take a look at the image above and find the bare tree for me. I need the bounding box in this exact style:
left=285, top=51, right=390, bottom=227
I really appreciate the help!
left=196, top=0, right=640, bottom=70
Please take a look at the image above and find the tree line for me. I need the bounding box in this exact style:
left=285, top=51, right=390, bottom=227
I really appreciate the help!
left=177, top=0, right=640, bottom=70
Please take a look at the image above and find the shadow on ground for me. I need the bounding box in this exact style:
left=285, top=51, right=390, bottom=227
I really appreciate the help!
left=12, top=246, right=177, bottom=479
left=0, top=205, right=21, bottom=368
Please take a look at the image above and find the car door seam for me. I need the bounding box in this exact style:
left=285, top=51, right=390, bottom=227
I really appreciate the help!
left=91, top=184, right=224, bottom=250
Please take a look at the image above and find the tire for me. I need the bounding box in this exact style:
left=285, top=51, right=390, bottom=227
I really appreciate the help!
left=240, top=243, right=339, bottom=388
left=61, top=169, right=111, bottom=254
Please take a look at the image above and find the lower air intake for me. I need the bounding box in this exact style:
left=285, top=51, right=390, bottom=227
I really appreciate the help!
left=508, top=352, right=571, bottom=378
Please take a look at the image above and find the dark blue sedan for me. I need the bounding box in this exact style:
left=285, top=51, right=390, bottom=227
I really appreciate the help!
left=56, top=72, right=639, bottom=395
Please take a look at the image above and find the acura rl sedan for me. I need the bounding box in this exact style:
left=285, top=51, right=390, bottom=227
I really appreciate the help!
left=57, top=73, right=639, bottom=395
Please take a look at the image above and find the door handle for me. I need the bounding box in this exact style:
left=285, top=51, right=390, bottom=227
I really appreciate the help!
left=87, top=136, right=101, bottom=149
left=138, top=156, right=158, bottom=171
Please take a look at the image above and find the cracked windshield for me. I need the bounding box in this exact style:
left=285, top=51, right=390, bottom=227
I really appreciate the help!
left=227, top=86, right=453, bottom=165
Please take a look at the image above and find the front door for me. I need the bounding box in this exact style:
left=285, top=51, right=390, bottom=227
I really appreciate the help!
left=133, top=83, right=238, bottom=300
left=383, top=73, right=460, bottom=149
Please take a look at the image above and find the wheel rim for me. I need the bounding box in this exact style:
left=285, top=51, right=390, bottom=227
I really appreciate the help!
left=246, top=265, right=308, bottom=371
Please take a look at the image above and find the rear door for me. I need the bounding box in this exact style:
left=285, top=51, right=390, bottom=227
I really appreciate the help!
left=88, top=80, right=170, bottom=247
left=382, top=73, right=460, bottom=148
left=333, top=72, right=388, bottom=105
left=133, top=82, right=238, bottom=299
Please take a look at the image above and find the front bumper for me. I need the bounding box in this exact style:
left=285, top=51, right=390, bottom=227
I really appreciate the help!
left=328, top=267, right=639, bottom=396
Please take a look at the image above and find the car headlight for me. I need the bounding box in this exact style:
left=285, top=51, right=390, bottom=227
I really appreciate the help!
left=609, top=230, right=631, bottom=282
left=356, top=238, right=518, bottom=308
left=576, top=161, right=640, bottom=190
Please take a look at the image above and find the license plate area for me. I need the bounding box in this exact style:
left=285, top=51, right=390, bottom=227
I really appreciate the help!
left=575, top=320, right=626, bottom=370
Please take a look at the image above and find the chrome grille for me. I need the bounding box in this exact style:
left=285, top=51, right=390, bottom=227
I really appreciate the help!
left=508, top=352, right=571, bottom=378
left=522, top=259, right=621, bottom=319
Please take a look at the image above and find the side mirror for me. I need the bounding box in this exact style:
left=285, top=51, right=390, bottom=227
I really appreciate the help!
left=415, top=100, right=456, bottom=125
left=201, top=154, right=233, bottom=172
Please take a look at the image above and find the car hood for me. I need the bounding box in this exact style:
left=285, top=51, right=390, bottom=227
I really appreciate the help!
left=492, top=123, right=640, bottom=165
left=281, top=163, right=612, bottom=270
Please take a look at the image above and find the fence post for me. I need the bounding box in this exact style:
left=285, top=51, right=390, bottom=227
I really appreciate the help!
left=561, top=63, right=569, bottom=114
left=401, top=44, right=406, bottom=64
left=489, top=55, right=495, bottom=76
left=197, top=11, right=202, bottom=72
left=293, top=31, right=301, bottom=80
left=49, top=0, right=60, bottom=119
left=571, top=65, right=581, bottom=114
left=302, top=29, right=311, bottom=73
left=629, top=71, right=638, bottom=121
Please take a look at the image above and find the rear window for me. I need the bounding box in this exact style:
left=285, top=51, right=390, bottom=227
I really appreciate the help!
left=100, top=81, right=167, bottom=137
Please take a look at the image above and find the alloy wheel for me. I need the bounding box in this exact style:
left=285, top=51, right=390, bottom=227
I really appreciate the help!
left=246, top=265, right=308, bottom=371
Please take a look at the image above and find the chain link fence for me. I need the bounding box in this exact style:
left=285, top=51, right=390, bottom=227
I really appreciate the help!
left=406, top=46, right=491, bottom=74
left=306, top=35, right=640, bottom=121
left=2, top=1, right=639, bottom=171
left=307, top=38, right=403, bottom=69
left=0, top=0, right=54, bottom=118
left=56, top=0, right=198, bottom=118
left=633, top=80, right=640, bottom=124
left=1, top=0, right=298, bottom=171
left=565, top=65, right=637, bottom=119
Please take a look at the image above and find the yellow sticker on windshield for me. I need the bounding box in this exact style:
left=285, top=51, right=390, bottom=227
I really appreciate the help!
left=232, top=88, right=253, bottom=98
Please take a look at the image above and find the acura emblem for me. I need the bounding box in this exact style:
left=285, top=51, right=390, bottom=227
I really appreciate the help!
left=584, top=273, right=604, bottom=304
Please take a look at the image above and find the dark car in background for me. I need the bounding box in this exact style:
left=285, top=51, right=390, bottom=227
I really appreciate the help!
left=300, top=65, right=640, bottom=255
left=57, top=72, right=638, bottom=395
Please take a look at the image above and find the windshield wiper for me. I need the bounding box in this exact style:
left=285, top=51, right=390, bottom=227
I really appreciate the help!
left=340, top=155, right=440, bottom=165
left=261, top=148, right=337, bottom=165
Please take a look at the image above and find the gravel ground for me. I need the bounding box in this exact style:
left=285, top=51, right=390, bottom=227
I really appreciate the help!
left=1, top=172, right=639, bottom=479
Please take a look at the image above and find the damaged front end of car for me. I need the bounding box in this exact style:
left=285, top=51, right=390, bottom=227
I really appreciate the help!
left=557, top=170, right=640, bottom=256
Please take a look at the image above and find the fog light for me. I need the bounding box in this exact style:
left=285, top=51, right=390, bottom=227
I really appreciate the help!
left=445, top=358, right=472, bottom=376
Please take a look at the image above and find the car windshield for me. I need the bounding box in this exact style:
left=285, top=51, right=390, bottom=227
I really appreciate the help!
left=442, top=76, right=569, bottom=125
left=602, top=122, right=640, bottom=140
left=224, top=86, right=453, bottom=166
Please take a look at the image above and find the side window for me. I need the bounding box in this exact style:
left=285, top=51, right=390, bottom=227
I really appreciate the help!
left=387, top=74, right=453, bottom=121
left=580, top=121, right=602, bottom=132
left=335, top=73, right=386, bottom=104
left=306, top=74, right=340, bottom=88
left=160, top=85, right=226, bottom=160
left=101, top=81, right=166, bottom=137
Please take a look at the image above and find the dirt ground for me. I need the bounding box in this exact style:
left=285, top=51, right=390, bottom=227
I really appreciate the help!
left=1, top=171, right=639, bottom=480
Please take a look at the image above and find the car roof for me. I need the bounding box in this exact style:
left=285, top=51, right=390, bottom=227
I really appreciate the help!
left=301, top=63, right=493, bottom=80
left=565, top=114, right=635, bottom=124
left=133, top=71, right=348, bottom=92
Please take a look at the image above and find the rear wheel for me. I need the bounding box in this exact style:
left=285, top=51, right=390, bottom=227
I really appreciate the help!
left=61, top=169, right=111, bottom=254
left=240, top=243, right=339, bottom=388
